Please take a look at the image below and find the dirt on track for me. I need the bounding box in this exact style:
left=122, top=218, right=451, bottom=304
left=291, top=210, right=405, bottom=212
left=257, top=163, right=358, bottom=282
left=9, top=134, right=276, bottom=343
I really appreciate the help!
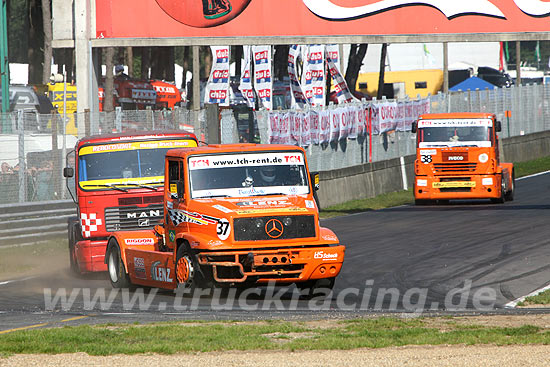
left=2, top=344, right=550, bottom=367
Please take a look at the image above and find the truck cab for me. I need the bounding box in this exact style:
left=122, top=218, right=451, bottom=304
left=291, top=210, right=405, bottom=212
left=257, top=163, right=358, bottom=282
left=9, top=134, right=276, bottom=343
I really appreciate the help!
left=412, top=112, right=514, bottom=204
left=64, top=130, right=198, bottom=273
left=105, top=144, right=345, bottom=293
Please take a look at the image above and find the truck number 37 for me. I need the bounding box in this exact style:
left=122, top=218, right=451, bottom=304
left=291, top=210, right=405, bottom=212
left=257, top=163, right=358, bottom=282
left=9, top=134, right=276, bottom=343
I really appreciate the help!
left=217, top=220, right=230, bottom=236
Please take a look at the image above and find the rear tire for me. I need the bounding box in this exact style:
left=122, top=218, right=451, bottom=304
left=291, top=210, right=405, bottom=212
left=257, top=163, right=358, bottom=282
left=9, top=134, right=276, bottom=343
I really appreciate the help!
left=491, top=175, right=505, bottom=204
left=296, top=277, right=335, bottom=299
left=107, top=239, right=131, bottom=288
left=504, top=171, right=515, bottom=201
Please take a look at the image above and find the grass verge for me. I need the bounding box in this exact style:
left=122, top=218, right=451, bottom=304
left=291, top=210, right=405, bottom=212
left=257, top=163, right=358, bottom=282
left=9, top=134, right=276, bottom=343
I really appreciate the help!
left=0, top=240, right=67, bottom=280
left=0, top=318, right=548, bottom=356
left=518, top=289, right=550, bottom=307
left=319, top=155, right=550, bottom=219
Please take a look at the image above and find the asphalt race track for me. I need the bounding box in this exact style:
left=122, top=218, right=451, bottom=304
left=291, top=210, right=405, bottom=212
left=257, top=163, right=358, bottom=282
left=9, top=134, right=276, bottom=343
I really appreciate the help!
left=1, top=172, right=550, bottom=331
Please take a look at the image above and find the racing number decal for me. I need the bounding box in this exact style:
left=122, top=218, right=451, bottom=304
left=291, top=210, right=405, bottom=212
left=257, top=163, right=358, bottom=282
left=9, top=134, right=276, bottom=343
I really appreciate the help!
left=421, top=155, right=432, bottom=164
left=216, top=218, right=231, bottom=240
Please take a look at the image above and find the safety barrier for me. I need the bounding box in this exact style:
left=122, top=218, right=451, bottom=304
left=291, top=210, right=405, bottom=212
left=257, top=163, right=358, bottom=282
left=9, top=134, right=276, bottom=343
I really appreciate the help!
left=0, top=200, right=76, bottom=247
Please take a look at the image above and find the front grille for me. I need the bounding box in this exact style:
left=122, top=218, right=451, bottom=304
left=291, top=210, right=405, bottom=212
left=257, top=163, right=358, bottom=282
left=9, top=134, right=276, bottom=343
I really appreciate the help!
left=434, top=163, right=477, bottom=173
left=105, top=204, right=163, bottom=232
left=234, top=215, right=316, bottom=241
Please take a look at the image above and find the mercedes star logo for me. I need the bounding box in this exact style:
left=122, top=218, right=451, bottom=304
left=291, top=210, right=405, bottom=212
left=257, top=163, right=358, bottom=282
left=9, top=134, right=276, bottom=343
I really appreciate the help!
left=265, top=219, right=284, bottom=239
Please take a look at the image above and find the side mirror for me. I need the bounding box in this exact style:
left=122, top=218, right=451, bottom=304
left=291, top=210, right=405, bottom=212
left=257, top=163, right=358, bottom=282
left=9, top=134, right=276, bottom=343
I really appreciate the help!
left=63, top=167, right=74, bottom=178
left=177, top=180, right=185, bottom=200
left=495, top=120, right=502, bottom=132
left=411, top=121, right=417, bottom=133
left=310, top=172, right=320, bottom=191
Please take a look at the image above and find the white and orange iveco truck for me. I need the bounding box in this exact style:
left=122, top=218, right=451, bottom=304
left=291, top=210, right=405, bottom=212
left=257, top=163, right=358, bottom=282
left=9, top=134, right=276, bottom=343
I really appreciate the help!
left=412, top=113, right=514, bottom=204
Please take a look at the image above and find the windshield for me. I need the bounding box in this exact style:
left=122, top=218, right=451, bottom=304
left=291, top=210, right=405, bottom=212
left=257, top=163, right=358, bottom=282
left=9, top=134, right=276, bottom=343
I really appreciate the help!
left=189, top=152, right=310, bottom=198
left=417, top=118, right=492, bottom=148
left=78, top=139, right=196, bottom=190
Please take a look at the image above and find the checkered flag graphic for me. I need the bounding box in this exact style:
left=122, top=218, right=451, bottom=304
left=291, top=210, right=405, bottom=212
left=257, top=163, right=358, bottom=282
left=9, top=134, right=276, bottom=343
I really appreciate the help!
left=80, top=213, right=102, bottom=237
left=168, top=209, right=186, bottom=226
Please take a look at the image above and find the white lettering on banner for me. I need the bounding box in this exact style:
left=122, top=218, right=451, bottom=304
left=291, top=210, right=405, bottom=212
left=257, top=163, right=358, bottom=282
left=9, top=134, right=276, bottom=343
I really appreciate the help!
left=514, top=0, right=550, bottom=16
left=418, top=119, right=493, bottom=128
left=205, top=46, right=230, bottom=107
left=189, top=153, right=306, bottom=170
left=302, top=0, right=505, bottom=20
left=253, top=46, right=273, bottom=110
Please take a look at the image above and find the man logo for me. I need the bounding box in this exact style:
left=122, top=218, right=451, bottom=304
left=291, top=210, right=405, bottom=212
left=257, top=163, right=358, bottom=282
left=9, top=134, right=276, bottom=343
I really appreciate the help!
left=265, top=219, right=284, bottom=239
left=138, top=218, right=150, bottom=227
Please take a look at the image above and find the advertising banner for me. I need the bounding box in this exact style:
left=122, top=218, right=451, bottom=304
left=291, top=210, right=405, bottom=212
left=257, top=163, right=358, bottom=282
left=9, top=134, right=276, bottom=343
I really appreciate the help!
left=319, top=109, right=330, bottom=144
left=96, top=1, right=550, bottom=39
left=288, top=45, right=308, bottom=110
left=252, top=45, right=273, bottom=110
left=302, top=45, right=326, bottom=107
left=204, top=46, right=230, bottom=106
left=327, top=57, right=354, bottom=104
left=239, top=45, right=255, bottom=108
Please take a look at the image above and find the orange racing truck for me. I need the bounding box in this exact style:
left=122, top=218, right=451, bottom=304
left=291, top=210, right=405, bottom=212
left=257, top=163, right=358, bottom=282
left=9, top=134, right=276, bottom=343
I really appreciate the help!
left=104, top=144, right=345, bottom=293
left=63, top=130, right=198, bottom=274
left=412, top=112, right=514, bottom=204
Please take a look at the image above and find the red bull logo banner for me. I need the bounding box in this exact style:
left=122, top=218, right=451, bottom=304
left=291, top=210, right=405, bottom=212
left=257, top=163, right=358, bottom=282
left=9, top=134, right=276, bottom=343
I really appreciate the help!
left=252, top=46, right=273, bottom=110
left=204, top=46, right=230, bottom=106
left=288, top=45, right=308, bottom=110
left=97, top=1, right=550, bottom=39
left=239, top=45, right=255, bottom=108
left=302, top=45, right=326, bottom=107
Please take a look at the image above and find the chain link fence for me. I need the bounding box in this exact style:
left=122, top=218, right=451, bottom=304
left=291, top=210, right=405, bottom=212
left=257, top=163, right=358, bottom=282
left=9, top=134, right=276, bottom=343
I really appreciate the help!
left=1, top=84, right=550, bottom=204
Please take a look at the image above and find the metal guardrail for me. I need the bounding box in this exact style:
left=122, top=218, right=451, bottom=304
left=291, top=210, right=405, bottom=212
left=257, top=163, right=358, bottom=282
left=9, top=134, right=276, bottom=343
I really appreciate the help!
left=0, top=200, right=76, bottom=247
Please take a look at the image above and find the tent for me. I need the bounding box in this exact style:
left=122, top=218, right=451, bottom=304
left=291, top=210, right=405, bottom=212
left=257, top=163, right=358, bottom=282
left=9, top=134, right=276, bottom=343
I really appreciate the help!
left=450, top=76, right=497, bottom=91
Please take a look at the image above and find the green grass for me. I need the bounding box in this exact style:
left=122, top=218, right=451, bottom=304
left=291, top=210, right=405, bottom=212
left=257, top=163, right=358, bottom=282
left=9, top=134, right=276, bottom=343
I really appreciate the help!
left=517, top=289, right=550, bottom=306
left=513, top=156, right=550, bottom=178
left=320, top=189, right=413, bottom=218
left=0, top=318, right=548, bottom=356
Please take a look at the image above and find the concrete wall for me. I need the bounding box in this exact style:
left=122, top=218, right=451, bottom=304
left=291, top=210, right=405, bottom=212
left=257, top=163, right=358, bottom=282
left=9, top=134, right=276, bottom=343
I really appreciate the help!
left=318, top=130, right=550, bottom=207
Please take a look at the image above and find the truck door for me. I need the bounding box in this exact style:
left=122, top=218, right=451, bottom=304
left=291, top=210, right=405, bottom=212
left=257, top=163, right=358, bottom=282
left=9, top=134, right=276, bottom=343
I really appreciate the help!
left=165, top=159, right=188, bottom=248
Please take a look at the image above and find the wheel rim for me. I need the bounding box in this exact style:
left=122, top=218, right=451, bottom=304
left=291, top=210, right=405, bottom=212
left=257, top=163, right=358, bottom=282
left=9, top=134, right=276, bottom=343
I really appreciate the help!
left=108, top=251, right=118, bottom=283
left=176, top=255, right=194, bottom=286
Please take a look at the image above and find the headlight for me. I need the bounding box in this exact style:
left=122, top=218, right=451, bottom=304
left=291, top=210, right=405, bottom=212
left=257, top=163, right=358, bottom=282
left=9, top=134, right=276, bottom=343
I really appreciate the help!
left=479, top=153, right=489, bottom=163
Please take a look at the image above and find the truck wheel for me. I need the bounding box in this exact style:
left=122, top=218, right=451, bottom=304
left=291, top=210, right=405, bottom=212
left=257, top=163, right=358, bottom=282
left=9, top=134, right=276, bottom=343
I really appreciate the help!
left=67, top=218, right=81, bottom=275
left=491, top=175, right=505, bottom=204
left=176, top=245, right=197, bottom=290
left=504, top=171, right=515, bottom=201
left=107, top=240, right=131, bottom=288
left=296, top=277, right=335, bottom=299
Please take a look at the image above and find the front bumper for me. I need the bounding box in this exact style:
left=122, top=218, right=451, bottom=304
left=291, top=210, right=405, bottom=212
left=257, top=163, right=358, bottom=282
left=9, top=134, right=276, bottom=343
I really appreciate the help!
left=415, top=174, right=501, bottom=200
left=196, top=245, right=345, bottom=284
left=75, top=239, right=108, bottom=272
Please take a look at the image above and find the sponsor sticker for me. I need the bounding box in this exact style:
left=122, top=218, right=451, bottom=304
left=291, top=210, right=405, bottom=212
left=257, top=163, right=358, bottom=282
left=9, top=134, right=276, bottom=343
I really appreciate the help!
left=313, top=251, right=339, bottom=261
left=151, top=261, right=173, bottom=283
left=432, top=181, right=476, bottom=188
left=417, top=179, right=428, bottom=187
left=236, top=200, right=291, bottom=207
left=418, top=119, right=493, bottom=128
left=305, top=200, right=315, bottom=209
left=482, top=177, right=494, bottom=186
left=168, top=230, right=176, bottom=243
left=133, top=257, right=146, bottom=279
left=125, top=238, right=155, bottom=246
left=420, top=149, right=436, bottom=155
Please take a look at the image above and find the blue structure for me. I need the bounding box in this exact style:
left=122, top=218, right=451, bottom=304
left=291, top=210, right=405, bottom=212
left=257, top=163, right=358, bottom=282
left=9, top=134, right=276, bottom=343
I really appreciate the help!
left=450, top=76, right=497, bottom=91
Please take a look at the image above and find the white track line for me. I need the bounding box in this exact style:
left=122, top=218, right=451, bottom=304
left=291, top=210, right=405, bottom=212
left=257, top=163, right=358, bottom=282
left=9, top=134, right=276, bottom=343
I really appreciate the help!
left=504, top=283, right=550, bottom=308
left=0, top=276, right=38, bottom=286
left=516, top=169, right=550, bottom=181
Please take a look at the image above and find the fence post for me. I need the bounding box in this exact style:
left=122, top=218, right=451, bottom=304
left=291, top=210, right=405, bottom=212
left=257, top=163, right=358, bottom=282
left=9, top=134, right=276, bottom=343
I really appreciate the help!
left=17, top=110, right=25, bottom=202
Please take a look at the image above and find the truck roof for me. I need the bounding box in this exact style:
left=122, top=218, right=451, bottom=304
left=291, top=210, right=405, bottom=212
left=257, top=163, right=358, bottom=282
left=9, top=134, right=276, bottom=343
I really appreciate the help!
left=76, top=130, right=197, bottom=147
left=419, top=112, right=496, bottom=120
left=166, top=143, right=306, bottom=159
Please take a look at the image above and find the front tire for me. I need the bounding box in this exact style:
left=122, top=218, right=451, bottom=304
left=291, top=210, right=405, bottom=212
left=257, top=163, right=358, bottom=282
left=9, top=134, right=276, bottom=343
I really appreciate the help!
left=68, top=218, right=81, bottom=275
left=107, top=239, right=131, bottom=288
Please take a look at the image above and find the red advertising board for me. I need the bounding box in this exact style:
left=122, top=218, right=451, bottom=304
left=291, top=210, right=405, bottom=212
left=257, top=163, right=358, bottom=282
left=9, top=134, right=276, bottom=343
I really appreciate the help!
left=95, top=0, right=550, bottom=39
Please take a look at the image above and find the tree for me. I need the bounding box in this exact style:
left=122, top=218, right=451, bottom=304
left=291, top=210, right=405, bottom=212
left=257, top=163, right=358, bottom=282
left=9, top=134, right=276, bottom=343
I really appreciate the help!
left=344, top=44, right=368, bottom=94
left=41, top=0, right=52, bottom=84
left=103, top=47, right=115, bottom=112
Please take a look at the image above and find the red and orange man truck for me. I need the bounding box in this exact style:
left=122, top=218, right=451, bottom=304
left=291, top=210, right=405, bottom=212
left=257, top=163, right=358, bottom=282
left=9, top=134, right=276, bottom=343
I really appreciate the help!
left=412, top=112, right=514, bottom=205
left=104, top=144, right=345, bottom=293
left=64, top=130, right=198, bottom=274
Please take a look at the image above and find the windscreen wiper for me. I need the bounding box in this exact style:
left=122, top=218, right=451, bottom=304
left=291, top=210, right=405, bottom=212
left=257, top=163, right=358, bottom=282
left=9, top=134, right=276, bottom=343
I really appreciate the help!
left=81, top=183, right=128, bottom=192
left=122, top=182, right=160, bottom=190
